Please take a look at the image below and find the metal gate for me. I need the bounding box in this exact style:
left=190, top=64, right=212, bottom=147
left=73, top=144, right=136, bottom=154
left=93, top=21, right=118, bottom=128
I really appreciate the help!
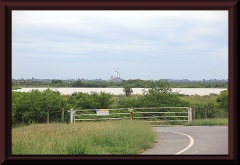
left=68, top=107, right=192, bottom=124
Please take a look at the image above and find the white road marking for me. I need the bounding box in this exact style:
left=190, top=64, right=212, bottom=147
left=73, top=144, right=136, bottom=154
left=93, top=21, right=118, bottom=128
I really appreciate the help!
left=156, top=130, right=195, bottom=155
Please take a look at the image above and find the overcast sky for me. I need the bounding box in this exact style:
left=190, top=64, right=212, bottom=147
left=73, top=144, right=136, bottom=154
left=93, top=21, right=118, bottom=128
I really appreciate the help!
left=12, top=10, right=228, bottom=81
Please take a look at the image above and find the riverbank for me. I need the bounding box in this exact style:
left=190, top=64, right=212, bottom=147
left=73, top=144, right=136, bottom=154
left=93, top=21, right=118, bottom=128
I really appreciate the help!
left=12, top=87, right=227, bottom=96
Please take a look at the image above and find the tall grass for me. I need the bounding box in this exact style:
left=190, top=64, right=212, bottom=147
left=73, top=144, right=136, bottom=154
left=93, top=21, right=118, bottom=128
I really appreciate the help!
left=184, top=118, right=228, bottom=126
left=12, top=120, right=157, bottom=155
left=179, top=93, right=219, bottom=105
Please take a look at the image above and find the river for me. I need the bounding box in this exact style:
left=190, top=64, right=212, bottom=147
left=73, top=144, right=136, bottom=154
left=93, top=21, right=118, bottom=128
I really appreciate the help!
left=12, top=87, right=227, bottom=96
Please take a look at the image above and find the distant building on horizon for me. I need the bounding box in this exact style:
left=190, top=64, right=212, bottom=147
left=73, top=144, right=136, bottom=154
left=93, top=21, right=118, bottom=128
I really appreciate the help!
left=108, top=68, right=123, bottom=82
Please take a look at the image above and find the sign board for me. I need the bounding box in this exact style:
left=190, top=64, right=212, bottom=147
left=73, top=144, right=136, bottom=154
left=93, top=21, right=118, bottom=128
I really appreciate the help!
left=96, top=109, right=109, bottom=116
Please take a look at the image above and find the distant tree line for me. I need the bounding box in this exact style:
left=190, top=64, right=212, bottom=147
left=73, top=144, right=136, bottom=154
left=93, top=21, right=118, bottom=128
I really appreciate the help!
left=12, top=79, right=228, bottom=88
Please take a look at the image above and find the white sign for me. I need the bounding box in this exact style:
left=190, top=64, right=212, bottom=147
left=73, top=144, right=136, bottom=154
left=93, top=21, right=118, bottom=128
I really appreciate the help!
left=96, top=109, right=109, bottom=116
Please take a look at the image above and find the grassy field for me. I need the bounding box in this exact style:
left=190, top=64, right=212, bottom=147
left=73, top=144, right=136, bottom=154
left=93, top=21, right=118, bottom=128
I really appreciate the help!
left=12, top=120, right=157, bottom=155
left=12, top=118, right=228, bottom=155
left=184, top=118, right=228, bottom=126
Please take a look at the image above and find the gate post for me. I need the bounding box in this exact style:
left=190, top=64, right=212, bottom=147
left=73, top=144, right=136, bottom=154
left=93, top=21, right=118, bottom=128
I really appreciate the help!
left=69, top=109, right=75, bottom=124
left=188, top=107, right=192, bottom=123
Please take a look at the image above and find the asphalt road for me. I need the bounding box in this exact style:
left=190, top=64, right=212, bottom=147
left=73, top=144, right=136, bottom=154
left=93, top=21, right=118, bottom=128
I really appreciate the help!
left=141, top=126, right=228, bottom=155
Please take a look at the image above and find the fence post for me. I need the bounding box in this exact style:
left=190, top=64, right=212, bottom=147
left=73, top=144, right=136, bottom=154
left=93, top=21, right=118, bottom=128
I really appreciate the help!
left=129, top=108, right=133, bottom=120
left=70, top=109, right=73, bottom=124
left=47, top=110, right=49, bottom=124
left=204, top=105, right=207, bottom=118
left=189, top=107, right=192, bottom=122
left=61, top=108, right=64, bottom=123
left=192, top=105, right=195, bottom=120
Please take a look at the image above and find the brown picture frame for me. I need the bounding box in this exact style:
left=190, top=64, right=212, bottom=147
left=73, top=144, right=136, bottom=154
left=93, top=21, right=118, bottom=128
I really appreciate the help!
left=0, top=0, right=239, bottom=164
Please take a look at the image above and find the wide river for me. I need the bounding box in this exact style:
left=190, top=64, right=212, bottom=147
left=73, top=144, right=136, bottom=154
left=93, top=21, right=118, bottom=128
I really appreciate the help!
left=13, top=87, right=227, bottom=96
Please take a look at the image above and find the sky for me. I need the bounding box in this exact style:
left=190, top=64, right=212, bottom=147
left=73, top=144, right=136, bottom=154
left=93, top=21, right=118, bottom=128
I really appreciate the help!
left=12, top=10, right=228, bottom=81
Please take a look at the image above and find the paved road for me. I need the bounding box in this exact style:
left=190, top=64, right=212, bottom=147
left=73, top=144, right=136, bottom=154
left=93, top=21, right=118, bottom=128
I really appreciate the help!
left=141, top=126, right=228, bottom=155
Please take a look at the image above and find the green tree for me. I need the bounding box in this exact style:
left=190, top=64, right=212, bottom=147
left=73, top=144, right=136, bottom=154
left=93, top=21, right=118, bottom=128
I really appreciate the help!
left=123, top=86, right=133, bottom=96
left=216, top=90, right=228, bottom=117
left=12, top=89, right=67, bottom=125
left=71, top=80, right=83, bottom=87
left=67, top=91, right=112, bottom=109
left=141, top=80, right=189, bottom=107
left=12, top=91, right=28, bottom=125
left=51, top=79, right=62, bottom=84
left=50, top=79, right=63, bottom=87
left=95, top=91, right=113, bottom=108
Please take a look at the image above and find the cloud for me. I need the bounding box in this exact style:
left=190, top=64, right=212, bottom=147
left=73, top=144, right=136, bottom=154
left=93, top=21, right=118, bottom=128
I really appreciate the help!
left=12, top=10, right=228, bottom=80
